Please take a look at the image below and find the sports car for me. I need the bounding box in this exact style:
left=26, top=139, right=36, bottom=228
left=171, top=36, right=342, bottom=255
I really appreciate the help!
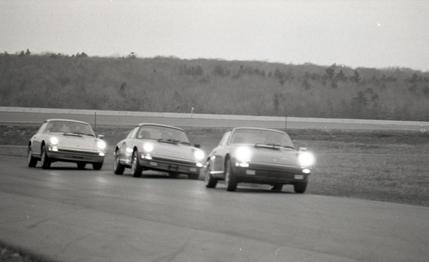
left=113, top=123, right=205, bottom=179
left=204, top=127, right=315, bottom=193
left=27, top=119, right=106, bottom=170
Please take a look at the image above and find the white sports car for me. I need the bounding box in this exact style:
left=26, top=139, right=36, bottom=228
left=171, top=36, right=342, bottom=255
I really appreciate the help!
left=27, top=119, right=106, bottom=170
left=113, top=123, right=205, bottom=179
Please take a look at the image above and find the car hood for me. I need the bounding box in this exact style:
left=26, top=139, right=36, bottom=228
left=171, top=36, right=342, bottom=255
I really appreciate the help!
left=147, top=141, right=198, bottom=162
left=249, top=147, right=299, bottom=167
left=52, top=133, right=100, bottom=152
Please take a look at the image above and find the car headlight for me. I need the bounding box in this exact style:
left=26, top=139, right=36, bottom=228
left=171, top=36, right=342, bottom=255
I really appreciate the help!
left=193, top=149, right=205, bottom=162
left=97, top=140, right=106, bottom=150
left=235, top=146, right=252, bottom=163
left=298, top=151, right=315, bottom=167
left=143, top=142, right=154, bottom=153
left=50, top=136, right=59, bottom=145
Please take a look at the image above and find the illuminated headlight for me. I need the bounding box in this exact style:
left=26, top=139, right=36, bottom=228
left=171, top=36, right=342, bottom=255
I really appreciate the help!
left=235, top=146, right=252, bottom=163
left=49, top=136, right=59, bottom=145
left=143, top=142, right=154, bottom=153
left=298, top=152, right=315, bottom=167
left=125, top=147, right=133, bottom=155
left=97, top=140, right=106, bottom=150
left=193, top=149, right=205, bottom=162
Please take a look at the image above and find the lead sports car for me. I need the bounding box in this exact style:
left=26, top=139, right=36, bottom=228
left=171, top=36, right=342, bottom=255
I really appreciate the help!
left=204, top=127, right=315, bottom=193
left=27, top=119, right=106, bottom=170
left=113, top=123, right=205, bottom=179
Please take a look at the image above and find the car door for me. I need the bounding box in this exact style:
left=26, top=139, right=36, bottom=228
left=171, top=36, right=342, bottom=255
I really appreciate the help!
left=31, top=122, right=47, bottom=155
left=210, top=131, right=231, bottom=175
left=118, top=127, right=138, bottom=162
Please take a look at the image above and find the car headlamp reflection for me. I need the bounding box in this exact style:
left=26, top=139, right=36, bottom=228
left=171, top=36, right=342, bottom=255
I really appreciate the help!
left=234, top=146, right=252, bottom=164
left=97, top=140, right=106, bottom=150
left=143, top=142, right=154, bottom=153
left=50, top=136, right=59, bottom=145
left=298, top=151, right=315, bottom=167
left=193, top=149, right=205, bottom=162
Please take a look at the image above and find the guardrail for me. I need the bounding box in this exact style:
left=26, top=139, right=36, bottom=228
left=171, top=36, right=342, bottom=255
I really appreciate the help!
left=0, top=106, right=428, bottom=131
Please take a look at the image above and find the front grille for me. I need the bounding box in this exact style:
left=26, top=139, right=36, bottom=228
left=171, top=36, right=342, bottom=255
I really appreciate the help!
left=151, top=156, right=195, bottom=167
left=57, top=149, right=99, bottom=157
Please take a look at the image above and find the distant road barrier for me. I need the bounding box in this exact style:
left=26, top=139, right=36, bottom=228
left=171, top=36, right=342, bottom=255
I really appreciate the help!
left=0, top=106, right=428, bottom=131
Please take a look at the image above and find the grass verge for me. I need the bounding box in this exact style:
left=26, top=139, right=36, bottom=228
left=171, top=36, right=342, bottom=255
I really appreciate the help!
left=1, top=124, right=428, bottom=206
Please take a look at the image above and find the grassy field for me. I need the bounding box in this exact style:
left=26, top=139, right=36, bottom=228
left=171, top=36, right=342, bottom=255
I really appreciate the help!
left=0, top=124, right=428, bottom=206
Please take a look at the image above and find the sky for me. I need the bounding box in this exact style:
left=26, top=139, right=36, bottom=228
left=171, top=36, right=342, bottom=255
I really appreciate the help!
left=1, top=0, right=428, bottom=71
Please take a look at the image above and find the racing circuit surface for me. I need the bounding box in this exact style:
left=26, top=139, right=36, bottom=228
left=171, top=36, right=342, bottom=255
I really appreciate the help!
left=0, top=156, right=428, bottom=262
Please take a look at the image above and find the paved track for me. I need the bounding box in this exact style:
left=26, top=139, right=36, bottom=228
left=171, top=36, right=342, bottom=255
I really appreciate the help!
left=1, top=106, right=429, bottom=131
left=0, top=156, right=428, bottom=262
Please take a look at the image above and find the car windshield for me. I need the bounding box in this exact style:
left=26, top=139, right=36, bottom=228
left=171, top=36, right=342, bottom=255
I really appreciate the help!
left=45, top=121, right=95, bottom=136
left=230, top=129, right=294, bottom=148
left=137, top=125, right=190, bottom=144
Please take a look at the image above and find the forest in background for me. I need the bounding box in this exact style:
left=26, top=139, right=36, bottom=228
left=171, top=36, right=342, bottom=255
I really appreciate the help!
left=1, top=51, right=429, bottom=121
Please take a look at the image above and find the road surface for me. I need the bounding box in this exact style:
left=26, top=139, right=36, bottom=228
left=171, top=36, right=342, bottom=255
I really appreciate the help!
left=1, top=106, right=429, bottom=131
left=0, top=156, right=428, bottom=262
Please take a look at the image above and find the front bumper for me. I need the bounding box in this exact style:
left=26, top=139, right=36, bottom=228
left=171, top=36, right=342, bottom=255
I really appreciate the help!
left=139, top=156, right=201, bottom=175
left=232, top=161, right=310, bottom=184
left=47, top=147, right=104, bottom=163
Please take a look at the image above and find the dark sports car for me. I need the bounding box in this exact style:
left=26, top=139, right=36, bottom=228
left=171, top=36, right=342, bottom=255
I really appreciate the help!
left=113, top=123, right=205, bottom=179
left=204, top=127, right=315, bottom=193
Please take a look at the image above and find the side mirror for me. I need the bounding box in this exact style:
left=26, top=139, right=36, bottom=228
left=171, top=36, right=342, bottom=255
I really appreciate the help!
left=97, top=134, right=105, bottom=139
left=194, top=144, right=201, bottom=148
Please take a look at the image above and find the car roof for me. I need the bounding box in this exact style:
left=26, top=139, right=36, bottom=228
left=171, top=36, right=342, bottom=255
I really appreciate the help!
left=137, top=123, right=185, bottom=131
left=231, top=127, right=287, bottom=134
left=45, top=119, right=90, bottom=125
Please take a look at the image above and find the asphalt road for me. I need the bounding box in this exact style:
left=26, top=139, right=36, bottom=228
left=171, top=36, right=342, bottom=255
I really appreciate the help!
left=0, top=156, right=428, bottom=262
left=1, top=106, right=429, bottom=131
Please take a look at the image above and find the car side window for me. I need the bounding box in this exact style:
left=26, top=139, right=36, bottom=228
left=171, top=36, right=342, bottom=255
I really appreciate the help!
left=37, top=122, right=48, bottom=134
left=219, top=131, right=231, bottom=146
left=127, top=127, right=138, bottom=139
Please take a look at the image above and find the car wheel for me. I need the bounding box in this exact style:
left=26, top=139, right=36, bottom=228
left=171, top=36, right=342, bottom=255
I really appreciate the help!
left=294, top=181, right=308, bottom=194
left=77, top=162, right=86, bottom=170
left=40, top=145, right=51, bottom=169
left=204, top=164, right=217, bottom=188
left=224, top=158, right=237, bottom=191
left=130, top=150, right=143, bottom=177
left=92, top=162, right=103, bottom=170
left=271, top=184, right=283, bottom=192
left=27, top=146, right=38, bottom=168
left=113, top=151, right=125, bottom=175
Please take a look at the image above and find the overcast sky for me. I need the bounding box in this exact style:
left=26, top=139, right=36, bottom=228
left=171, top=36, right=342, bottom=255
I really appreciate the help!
left=1, top=0, right=428, bottom=70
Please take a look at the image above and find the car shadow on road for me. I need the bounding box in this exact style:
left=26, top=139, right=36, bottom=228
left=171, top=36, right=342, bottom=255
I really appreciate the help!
left=209, top=184, right=296, bottom=194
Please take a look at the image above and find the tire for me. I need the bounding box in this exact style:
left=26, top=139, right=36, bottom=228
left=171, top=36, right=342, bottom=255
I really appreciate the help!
left=271, top=184, right=283, bottom=192
left=130, top=150, right=143, bottom=177
left=224, top=158, right=237, bottom=191
left=92, top=162, right=103, bottom=170
left=204, top=164, right=217, bottom=188
left=294, top=181, right=308, bottom=194
left=188, top=173, right=199, bottom=180
left=77, top=162, right=86, bottom=170
left=27, top=146, right=37, bottom=168
left=113, top=150, right=125, bottom=175
left=40, top=145, right=51, bottom=169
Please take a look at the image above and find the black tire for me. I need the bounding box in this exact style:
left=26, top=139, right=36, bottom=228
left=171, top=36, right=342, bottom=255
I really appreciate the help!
left=130, top=150, right=143, bottom=177
left=92, top=162, right=103, bottom=170
left=204, top=164, right=217, bottom=188
left=27, top=146, right=37, bottom=168
left=188, top=173, right=199, bottom=180
left=113, top=151, right=125, bottom=175
left=224, top=158, right=237, bottom=191
left=77, top=162, right=86, bottom=170
left=271, top=184, right=283, bottom=192
left=294, top=181, right=308, bottom=194
left=40, top=145, right=51, bottom=169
